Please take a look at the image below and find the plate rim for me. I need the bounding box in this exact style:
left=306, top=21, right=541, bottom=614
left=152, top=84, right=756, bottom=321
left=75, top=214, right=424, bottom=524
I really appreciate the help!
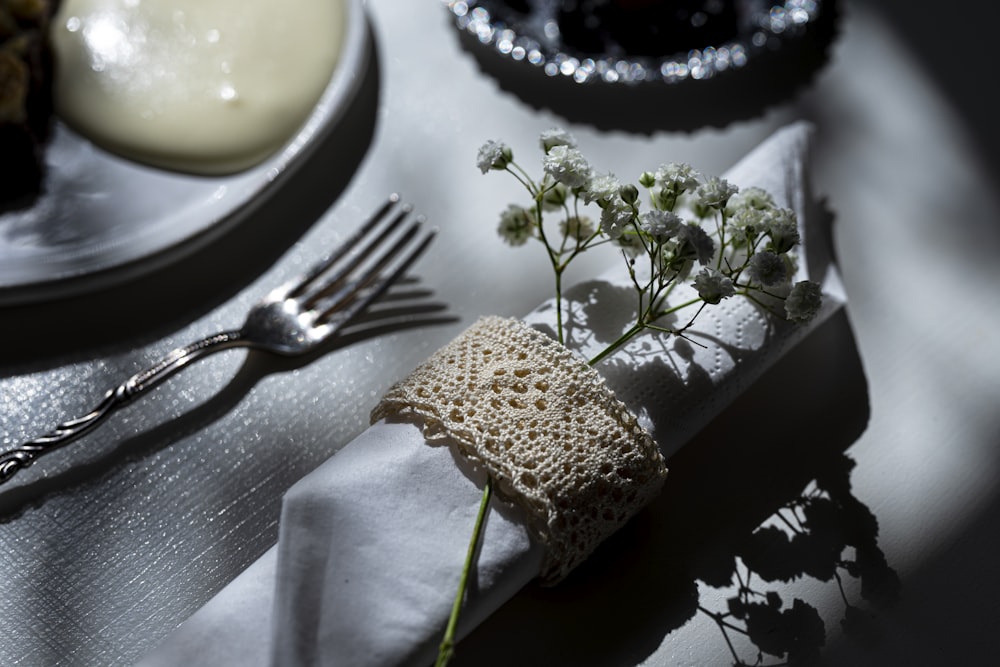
left=0, top=0, right=370, bottom=306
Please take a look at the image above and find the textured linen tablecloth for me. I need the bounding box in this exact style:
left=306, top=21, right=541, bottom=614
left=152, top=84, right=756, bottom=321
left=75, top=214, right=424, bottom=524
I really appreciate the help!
left=4, top=2, right=1000, bottom=665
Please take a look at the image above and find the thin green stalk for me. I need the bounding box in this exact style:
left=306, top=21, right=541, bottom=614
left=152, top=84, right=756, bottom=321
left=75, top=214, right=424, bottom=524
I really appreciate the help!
left=651, top=296, right=704, bottom=322
left=435, top=476, right=494, bottom=667
left=587, top=295, right=705, bottom=367
left=531, top=198, right=567, bottom=345
left=553, top=269, right=566, bottom=345
left=715, top=212, right=727, bottom=271
left=505, top=163, right=537, bottom=195
left=588, top=322, right=644, bottom=366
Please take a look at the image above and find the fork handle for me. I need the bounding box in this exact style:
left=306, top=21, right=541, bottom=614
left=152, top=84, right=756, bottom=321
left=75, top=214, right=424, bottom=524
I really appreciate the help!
left=0, top=331, right=245, bottom=486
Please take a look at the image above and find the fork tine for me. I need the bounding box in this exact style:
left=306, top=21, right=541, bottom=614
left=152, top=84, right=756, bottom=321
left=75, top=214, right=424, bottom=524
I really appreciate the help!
left=299, top=207, right=414, bottom=309
left=288, top=193, right=405, bottom=302
left=313, top=215, right=436, bottom=327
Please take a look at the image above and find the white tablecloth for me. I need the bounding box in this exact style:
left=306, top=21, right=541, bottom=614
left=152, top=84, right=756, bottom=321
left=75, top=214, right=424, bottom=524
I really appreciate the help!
left=1, top=1, right=998, bottom=665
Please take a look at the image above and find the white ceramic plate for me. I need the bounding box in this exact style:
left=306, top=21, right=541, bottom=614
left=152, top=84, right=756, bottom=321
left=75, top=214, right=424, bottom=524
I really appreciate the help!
left=0, top=0, right=368, bottom=306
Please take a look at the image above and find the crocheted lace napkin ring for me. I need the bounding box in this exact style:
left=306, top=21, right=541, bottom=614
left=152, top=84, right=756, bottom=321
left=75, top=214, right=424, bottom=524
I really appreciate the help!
left=371, top=316, right=668, bottom=583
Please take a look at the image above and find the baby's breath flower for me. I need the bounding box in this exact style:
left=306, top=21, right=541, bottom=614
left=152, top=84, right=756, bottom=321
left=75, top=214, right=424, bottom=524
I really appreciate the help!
left=476, top=140, right=512, bottom=174
left=693, top=268, right=735, bottom=304
left=728, top=186, right=775, bottom=213
left=697, top=177, right=739, bottom=210
left=582, top=172, right=621, bottom=205
left=539, top=128, right=577, bottom=152
left=785, top=280, right=823, bottom=323
left=765, top=208, right=799, bottom=253
left=543, top=145, right=592, bottom=188
left=730, top=207, right=766, bottom=245
left=497, top=204, right=534, bottom=246
left=639, top=209, right=682, bottom=243
left=655, top=162, right=701, bottom=193
left=600, top=197, right=635, bottom=239
left=619, top=184, right=639, bottom=205
left=747, top=250, right=788, bottom=286
left=734, top=207, right=767, bottom=226
left=561, top=215, right=595, bottom=241
left=676, top=222, right=716, bottom=266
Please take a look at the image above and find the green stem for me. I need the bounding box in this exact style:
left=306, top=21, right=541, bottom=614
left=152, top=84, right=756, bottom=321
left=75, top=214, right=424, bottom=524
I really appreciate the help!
left=651, top=296, right=703, bottom=322
left=588, top=322, right=644, bottom=366
left=435, top=476, right=494, bottom=667
left=554, top=269, right=565, bottom=345
left=587, top=295, right=705, bottom=367
left=530, top=197, right=567, bottom=346
left=506, top=163, right=537, bottom=196
left=715, top=211, right=727, bottom=271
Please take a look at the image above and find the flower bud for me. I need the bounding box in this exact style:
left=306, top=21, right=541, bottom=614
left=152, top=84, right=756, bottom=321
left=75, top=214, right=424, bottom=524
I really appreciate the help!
left=619, top=184, right=639, bottom=204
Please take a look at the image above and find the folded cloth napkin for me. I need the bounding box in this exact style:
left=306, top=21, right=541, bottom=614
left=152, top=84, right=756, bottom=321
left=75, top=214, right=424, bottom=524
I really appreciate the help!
left=139, top=121, right=845, bottom=667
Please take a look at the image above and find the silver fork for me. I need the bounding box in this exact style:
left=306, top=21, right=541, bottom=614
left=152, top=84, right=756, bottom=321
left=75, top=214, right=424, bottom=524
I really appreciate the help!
left=0, top=194, right=435, bottom=485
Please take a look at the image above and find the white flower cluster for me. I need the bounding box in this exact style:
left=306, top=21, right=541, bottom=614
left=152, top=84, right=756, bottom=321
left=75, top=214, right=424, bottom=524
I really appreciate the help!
left=476, top=128, right=824, bottom=351
left=476, top=140, right=511, bottom=174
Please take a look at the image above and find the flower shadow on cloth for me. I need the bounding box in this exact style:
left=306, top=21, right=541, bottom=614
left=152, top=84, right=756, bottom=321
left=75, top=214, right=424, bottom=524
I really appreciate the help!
left=455, top=303, right=898, bottom=666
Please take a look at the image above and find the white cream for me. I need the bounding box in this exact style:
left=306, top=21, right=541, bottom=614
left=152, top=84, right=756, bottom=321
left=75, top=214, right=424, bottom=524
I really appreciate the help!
left=51, top=0, right=344, bottom=175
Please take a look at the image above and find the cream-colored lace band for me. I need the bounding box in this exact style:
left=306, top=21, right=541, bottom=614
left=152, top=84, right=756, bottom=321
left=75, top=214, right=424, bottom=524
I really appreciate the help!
left=371, top=316, right=668, bottom=583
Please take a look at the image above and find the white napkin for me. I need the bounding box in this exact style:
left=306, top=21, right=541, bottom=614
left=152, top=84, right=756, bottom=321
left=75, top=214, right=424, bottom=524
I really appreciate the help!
left=139, top=121, right=845, bottom=667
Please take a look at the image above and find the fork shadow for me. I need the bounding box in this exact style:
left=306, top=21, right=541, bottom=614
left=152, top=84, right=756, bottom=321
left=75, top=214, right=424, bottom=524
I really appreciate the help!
left=0, top=285, right=458, bottom=519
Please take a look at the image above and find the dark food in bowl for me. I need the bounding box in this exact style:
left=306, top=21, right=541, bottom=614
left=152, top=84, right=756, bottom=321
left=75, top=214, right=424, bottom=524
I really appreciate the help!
left=0, top=0, right=57, bottom=202
left=557, top=0, right=738, bottom=57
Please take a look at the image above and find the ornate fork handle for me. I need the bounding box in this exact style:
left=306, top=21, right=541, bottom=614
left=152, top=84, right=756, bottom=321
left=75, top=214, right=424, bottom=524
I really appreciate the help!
left=0, top=195, right=434, bottom=487
left=0, top=331, right=245, bottom=485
